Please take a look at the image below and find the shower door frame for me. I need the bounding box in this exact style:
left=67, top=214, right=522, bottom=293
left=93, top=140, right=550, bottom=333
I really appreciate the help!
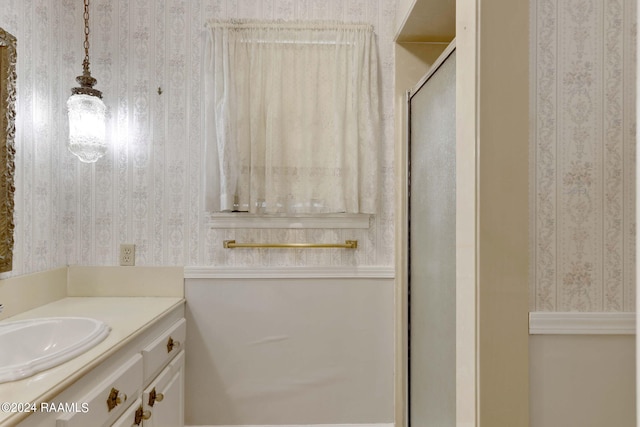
left=405, top=40, right=457, bottom=427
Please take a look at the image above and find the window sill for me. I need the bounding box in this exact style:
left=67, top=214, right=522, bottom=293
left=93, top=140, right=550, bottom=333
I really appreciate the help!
left=207, top=213, right=371, bottom=229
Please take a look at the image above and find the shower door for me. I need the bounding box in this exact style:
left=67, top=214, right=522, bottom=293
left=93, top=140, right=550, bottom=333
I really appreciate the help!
left=408, top=45, right=456, bottom=426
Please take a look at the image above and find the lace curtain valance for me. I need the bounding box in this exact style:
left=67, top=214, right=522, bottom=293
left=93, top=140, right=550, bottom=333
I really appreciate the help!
left=203, top=20, right=380, bottom=214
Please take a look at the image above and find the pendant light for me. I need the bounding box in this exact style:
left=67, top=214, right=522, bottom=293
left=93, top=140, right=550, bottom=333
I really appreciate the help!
left=67, top=0, right=106, bottom=163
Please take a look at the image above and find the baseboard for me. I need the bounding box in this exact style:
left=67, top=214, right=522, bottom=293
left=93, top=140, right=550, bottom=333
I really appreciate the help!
left=187, top=424, right=394, bottom=427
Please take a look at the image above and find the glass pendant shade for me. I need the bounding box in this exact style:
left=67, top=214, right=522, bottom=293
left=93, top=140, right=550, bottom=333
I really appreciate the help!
left=68, top=0, right=106, bottom=163
left=67, top=93, right=106, bottom=163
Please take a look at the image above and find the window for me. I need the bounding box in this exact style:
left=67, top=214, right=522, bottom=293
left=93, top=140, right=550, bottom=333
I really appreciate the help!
left=203, top=20, right=380, bottom=217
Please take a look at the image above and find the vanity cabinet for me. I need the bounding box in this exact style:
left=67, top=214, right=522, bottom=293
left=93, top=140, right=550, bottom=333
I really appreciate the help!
left=17, top=305, right=185, bottom=427
left=56, top=354, right=143, bottom=427
left=142, top=350, right=185, bottom=427
left=113, top=351, right=185, bottom=427
left=111, top=398, right=143, bottom=427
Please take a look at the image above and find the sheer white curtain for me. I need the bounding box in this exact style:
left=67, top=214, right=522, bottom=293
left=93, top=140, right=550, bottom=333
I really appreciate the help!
left=204, top=20, right=380, bottom=214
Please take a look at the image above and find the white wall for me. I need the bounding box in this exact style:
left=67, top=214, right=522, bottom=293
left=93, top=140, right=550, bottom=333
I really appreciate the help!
left=184, top=271, right=395, bottom=425
left=530, top=334, right=635, bottom=427
left=0, top=0, right=397, bottom=277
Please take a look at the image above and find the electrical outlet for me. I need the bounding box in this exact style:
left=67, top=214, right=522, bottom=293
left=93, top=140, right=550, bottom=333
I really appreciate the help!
left=119, top=244, right=135, bottom=266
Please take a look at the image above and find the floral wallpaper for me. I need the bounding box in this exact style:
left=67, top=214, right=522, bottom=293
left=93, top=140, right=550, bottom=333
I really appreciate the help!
left=530, top=0, right=637, bottom=311
left=2, top=0, right=636, bottom=313
left=0, top=0, right=396, bottom=277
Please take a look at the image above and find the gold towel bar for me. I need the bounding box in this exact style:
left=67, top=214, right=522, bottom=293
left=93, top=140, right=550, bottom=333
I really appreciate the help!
left=223, top=240, right=358, bottom=249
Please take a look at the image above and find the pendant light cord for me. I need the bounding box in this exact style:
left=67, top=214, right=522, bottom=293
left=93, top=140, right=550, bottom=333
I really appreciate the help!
left=82, top=0, right=91, bottom=75
left=72, top=0, right=101, bottom=97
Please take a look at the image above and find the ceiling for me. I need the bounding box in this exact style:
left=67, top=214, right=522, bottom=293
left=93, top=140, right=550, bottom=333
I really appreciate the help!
left=395, top=0, right=456, bottom=43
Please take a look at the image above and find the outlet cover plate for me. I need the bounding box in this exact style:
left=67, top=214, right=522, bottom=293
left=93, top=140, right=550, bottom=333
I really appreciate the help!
left=119, top=244, right=135, bottom=266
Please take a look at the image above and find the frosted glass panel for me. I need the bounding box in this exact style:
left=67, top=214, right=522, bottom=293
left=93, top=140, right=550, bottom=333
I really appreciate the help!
left=409, top=50, right=456, bottom=427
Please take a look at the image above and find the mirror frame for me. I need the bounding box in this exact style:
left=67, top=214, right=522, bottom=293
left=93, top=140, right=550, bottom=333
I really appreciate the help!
left=0, top=28, right=16, bottom=273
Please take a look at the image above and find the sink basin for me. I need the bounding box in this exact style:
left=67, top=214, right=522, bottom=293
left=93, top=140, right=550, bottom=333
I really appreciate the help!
left=0, top=317, right=110, bottom=383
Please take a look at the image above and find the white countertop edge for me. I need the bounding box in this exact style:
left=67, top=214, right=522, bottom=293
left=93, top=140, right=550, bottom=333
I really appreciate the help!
left=0, top=297, right=185, bottom=426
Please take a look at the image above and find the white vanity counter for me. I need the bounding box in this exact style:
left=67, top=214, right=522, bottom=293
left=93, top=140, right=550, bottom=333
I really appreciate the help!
left=0, top=296, right=184, bottom=426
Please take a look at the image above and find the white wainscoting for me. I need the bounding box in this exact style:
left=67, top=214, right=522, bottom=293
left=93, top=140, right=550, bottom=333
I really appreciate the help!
left=184, top=267, right=395, bottom=426
left=529, top=311, right=636, bottom=426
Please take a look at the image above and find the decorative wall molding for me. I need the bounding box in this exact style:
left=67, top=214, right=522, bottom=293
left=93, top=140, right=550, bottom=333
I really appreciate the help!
left=185, top=265, right=395, bottom=279
left=529, top=312, right=636, bottom=335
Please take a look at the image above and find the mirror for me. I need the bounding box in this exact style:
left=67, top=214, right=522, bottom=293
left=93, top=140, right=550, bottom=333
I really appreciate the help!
left=0, top=28, right=15, bottom=273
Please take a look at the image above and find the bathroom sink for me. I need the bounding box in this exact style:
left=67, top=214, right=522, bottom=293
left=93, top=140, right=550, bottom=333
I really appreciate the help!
left=0, top=317, right=111, bottom=383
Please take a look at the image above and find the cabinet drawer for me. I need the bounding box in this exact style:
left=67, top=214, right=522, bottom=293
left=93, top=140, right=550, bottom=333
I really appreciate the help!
left=142, top=350, right=185, bottom=427
left=111, top=398, right=143, bottom=427
left=169, top=349, right=185, bottom=372
left=142, top=318, right=185, bottom=381
left=143, top=350, right=185, bottom=409
left=56, top=354, right=142, bottom=427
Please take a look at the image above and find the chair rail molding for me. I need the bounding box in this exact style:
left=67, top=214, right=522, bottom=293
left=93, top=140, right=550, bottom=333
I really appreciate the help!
left=529, top=312, right=636, bottom=335
left=184, top=265, right=395, bottom=279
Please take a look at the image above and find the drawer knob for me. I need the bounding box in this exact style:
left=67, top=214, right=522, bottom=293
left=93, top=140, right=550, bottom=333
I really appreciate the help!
left=166, top=336, right=180, bottom=353
left=134, top=405, right=152, bottom=425
left=148, top=387, right=165, bottom=407
left=106, top=387, right=127, bottom=412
